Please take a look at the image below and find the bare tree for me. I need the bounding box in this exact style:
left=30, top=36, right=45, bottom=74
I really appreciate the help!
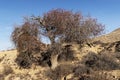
left=33, top=8, right=104, bottom=44
left=11, top=8, right=105, bottom=68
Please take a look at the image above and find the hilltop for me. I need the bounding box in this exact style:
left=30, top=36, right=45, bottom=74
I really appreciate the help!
left=94, top=28, right=120, bottom=43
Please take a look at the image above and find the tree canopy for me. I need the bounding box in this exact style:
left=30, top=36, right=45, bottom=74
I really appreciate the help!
left=32, top=8, right=104, bottom=44
left=11, top=8, right=105, bottom=68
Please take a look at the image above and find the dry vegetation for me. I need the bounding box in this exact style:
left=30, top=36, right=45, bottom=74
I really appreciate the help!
left=0, top=8, right=120, bottom=80
left=94, top=28, right=120, bottom=43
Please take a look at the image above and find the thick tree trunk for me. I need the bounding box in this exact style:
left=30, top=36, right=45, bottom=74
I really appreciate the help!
left=51, top=54, right=59, bottom=69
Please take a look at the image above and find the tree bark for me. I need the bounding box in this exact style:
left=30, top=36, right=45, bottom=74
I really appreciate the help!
left=49, top=35, right=55, bottom=44
left=51, top=54, right=59, bottom=70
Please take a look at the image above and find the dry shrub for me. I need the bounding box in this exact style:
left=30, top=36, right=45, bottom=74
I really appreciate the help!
left=0, top=65, right=13, bottom=78
left=82, top=52, right=120, bottom=71
left=15, top=52, right=32, bottom=68
left=15, top=35, right=42, bottom=68
left=71, top=65, right=116, bottom=80
left=58, top=44, right=76, bottom=62
left=73, top=65, right=92, bottom=76
left=89, top=71, right=118, bottom=80
left=3, top=65, right=13, bottom=76
left=45, top=63, right=74, bottom=80
left=7, top=73, right=32, bottom=80
left=45, top=63, right=116, bottom=80
left=11, top=21, right=44, bottom=68
left=76, top=72, right=115, bottom=80
left=115, top=52, right=120, bottom=60
left=67, top=64, right=91, bottom=80
left=115, top=41, right=120, bottom=52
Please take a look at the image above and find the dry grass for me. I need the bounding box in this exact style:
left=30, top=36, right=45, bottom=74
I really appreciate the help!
left=0, top=50, right=48, bottom=80
left=94, top=28, right=120, bottom=43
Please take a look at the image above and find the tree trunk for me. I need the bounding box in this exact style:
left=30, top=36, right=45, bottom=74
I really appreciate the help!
left=49, top=35, right=55, bottom=44
left=51, top=54, right=59, bottom=70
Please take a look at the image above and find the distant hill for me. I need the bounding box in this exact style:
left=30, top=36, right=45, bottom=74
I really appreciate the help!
left=94, top=28, right=120, bottom=43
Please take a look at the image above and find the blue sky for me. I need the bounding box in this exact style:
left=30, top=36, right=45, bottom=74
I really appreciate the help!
left=0, top=0, right=120, bottom=50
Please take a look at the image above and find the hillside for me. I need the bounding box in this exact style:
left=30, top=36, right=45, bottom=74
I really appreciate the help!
left=0, top=28, right=120, bottom=80
left=94, top=28, right=120, bottom=43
